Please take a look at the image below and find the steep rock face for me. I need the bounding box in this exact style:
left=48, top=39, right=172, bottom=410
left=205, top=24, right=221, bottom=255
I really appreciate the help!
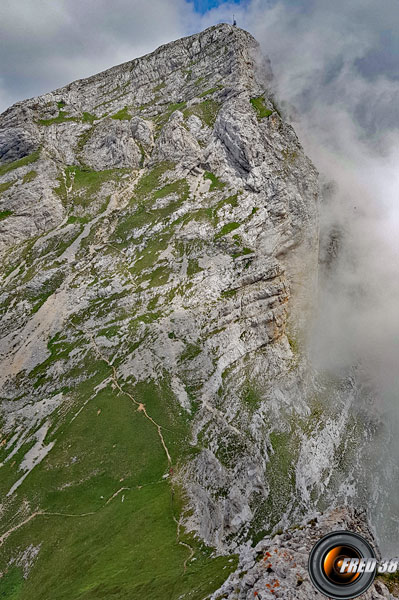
left=0, top=24, right=386, bottom=599
left=211, top=507, right=396, bottom=599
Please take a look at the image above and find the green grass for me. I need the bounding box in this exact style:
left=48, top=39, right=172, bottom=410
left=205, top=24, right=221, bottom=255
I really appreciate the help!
left=187, top=259, right=203, bottom=276
left=0, top=149, right=41, bottom=177
left=183, top=99, right=220, bottom=128
left=153, top=82, right=166, bottom=92
left=2, top=484, right=236, bottom=600
left=128, top=236, right=172, bottom=281
left=176, top=193, right=238, bottom=230
left=22, top=170, right=37, bottom=184
left=153, top=178, right=189, bottom=201
left=250, top=97, right=273, bottom=120
left=137, top=142, right=146, bottom=168
left=16, top=225, right=83, bottom=270
left=111, top=107, right=132, bottom=120
left=112, top=207, right=152, bottom=241
left=287, top=335, right=299, bottom=355
left=72, top=167, right=118, bottom=189
left=126, top=235, right=167, bottom=272
left=199, top=87, right=220, bottom=98
left=269, top=431, right=297, bottom=494
left=29, top=270, right=65, bottom=313
left=232, top=247, right=253, bottom=259
left=134, top=162, right=174, bottom=201
left=113, top=191, right=184, bottom=248
left=0, top=180, right=15, bottom=194
left=148, top=265, right=171, bottom=287
left=0, top=357, right=237, bottom=599
left=161, top=101, right=186, bottom=114
left=155, top=102, right=187, bottom=131
left=0, top=567, right=24, bottom=599
left=220, top=288, right=237, bottom=299
left=241, top=382, right=262, bottom=409
left=113, top=170, right=190, bottom=254
left=97, top=324, right=120, bottom=339
left=37, top=110, right=78, bottom=126
left=82, top=112, right=96, bottom=124
left=248, top=429, right=299, bottom=544
left=55, top=166, right=130, bottom=210
left=0, top=210, right=13, bottom=220
left=215, top=431, right=248, bottom=470
left=66, top=215, right=90, bottom=225
left=28, top=332, right=80, bottom=384
left=76, top=127, right=95, bottom=158
left=204, top=171, right=226, bottom=191
left=213, top=194, right=238, bottom=215
left=180, top=343, right=201, bottom=362
left=215, top=222, right=240, bottom=238
left=282, top=148, right=298, bottom=164
left=376, top=573, right=399, bottom=595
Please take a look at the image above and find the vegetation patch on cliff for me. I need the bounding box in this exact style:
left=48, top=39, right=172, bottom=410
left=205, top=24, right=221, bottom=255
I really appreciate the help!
left=183, top=99, right=220, bottom=127
left=250, top=96, right=273, bottom=120
left=0, top=149, right=41, bottom=177
left=0, top=209, right=13, bottom=220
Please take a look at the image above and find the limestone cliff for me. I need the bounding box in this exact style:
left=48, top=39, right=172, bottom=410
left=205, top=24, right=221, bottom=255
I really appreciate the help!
left=212, top=507, right=395, bottom=600
left=0, top=24, right=392, bottom=599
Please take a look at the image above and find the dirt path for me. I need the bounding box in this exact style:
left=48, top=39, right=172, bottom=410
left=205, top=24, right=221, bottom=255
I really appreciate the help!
left=0, top=483, right=133, bottom=548
left=0, top=511, right=43, bottom=547
left=173, top=513, right=195, bottom=573
left=81, top=327, right=172, bottom=465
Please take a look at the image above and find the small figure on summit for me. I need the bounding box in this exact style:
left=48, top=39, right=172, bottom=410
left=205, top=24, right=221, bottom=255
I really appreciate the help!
left=233, top=14, right=237, bottom=26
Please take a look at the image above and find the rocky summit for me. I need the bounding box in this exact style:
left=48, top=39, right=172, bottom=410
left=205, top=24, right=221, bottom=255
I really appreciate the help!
left=0, top=23, right=395, bottom=599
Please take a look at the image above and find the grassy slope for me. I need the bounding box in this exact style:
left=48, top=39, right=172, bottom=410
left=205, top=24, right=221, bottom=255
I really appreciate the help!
left=0, top=157, right=239, bottom=599
left=0, top=351, right=236, bottom=599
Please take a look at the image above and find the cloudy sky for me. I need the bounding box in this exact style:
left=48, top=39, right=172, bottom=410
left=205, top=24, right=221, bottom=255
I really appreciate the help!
left=0, top=0, right=397, bottom=120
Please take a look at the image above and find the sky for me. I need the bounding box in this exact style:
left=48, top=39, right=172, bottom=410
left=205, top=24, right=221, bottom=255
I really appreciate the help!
left=1, top=0, right=399, bottom=549
left=191, top=0, right=241, bottom=14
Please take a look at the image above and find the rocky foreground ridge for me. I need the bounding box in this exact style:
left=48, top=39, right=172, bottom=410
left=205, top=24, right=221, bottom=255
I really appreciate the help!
left=0, top=23, right=394, bottom=599
left=211, top=507, right=395, bottom=599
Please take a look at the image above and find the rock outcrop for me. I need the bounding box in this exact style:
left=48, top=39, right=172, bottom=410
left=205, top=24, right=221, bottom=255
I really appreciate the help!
left=211, top=507, right=395, bottom=599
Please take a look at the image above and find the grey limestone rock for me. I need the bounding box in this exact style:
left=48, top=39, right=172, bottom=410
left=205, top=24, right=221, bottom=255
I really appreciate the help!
left=211, top=507, right=396, bottom=599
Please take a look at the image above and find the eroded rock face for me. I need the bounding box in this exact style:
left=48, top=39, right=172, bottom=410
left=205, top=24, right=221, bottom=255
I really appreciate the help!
left=82, top=118, right=144, bottom=170
left=0, top=127, right=39, bottom=164
left=0, top=23, right=390, bottom=598
left=211, top=507, right=396, bottom=599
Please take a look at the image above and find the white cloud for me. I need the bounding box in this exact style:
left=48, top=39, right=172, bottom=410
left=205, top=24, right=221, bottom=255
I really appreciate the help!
left=0, top=0, right=196, bottom=112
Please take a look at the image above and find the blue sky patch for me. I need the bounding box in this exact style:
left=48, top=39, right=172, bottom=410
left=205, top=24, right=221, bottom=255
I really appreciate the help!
left=189, top=0, right=241, bottom=15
